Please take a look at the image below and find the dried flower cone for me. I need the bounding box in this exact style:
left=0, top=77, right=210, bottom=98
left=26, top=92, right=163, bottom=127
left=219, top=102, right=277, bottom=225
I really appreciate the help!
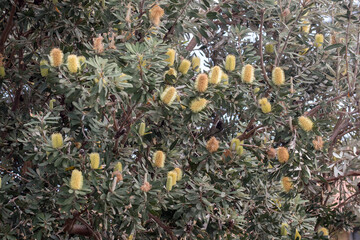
left=206, top=136, right=219, bottom=153
left=140, top=181, right=152, bottom=192
left=267, top=148, right=276, bottom=159
left=312, top=136, right=324, bottom=150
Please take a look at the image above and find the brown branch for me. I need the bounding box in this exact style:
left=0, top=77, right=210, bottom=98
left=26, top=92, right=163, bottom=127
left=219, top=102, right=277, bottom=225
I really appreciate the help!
left=319, top=171, right=360, bottom=183
left=258, top=9, right=271, bottom=89
left=0, top=4, right=16, bottom=54
left=337, top=192, right=360, bottom=208
left=305, top=93, right=348, bottom=117
left=148, top=213, right=177, bottom=240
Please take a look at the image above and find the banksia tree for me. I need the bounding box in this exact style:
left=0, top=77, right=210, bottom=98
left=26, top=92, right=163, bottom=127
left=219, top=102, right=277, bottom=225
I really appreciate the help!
left=1, top=0, right=359, bottom=239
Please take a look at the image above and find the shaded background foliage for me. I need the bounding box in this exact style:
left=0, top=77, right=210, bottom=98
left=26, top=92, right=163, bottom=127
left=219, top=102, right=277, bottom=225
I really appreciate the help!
left=0, top=0, right=360, bottom=239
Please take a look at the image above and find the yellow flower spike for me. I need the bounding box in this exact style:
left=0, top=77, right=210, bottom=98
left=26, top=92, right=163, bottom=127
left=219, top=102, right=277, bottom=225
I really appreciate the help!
left=206, top=136, right=219, bottom=153
left=190, top=98, right=207, bottom=113
left=230, top=138, right=241, bottom=151
left=192, top=56, right=201, bottom=72
left=178, top=59, right=191, bottom=74
left=272, top=67, right=285, bottom=86
left=166, top=174, right=173, bottom=191
left=160, top=87, right=177, bottom=106
left=209, top=66, right=222, bottom=84
left=165, top=49, right=176, bottom=66
left=265, top=43, right=274, bottom=54
left=49, top=99, right=55, bottom=110
left=70, top=169, right=83, bottom=190
left=49, top=48, right=64, bottom=67
left=295, top=229, right=301, bottom=240
left=153, top=150, right=165, bottom=168
left=40, top=60, right=49, bottom=77
left=314, top=33, right=324, bottom=48
left=301, top=20, right=310, bottom=33
left=78, top=56, right=86, bottom=69
left=67, top=55, right=79, bottom=73
left=51, top=133, right=63, bottom=149
left=298, top=116, right=313, bottom=132
left=89, top=153, right=100, bottom=169
left=318, top=227, right=329, bottom=236
left=139, top=122, right=146, bottom=136
left=225, top=54, right=236, bottom=72
left=241, top=64, right=255, bottom=84
left=254, top=87, right=260, bottom=93
left=168, top=171, right=178, bottom=186
left=0, top=177, right=2, bottom=189
left=149, top=4, right=164, bottom=26
left=236, top=145, right=244, bottom=155
left=114, top=162, right=123, bottom=172
left=174, top=168, right=182, bottom=181
left=0, top=66, right=5, bottom=77
left=281, top=223, right=289, bottom=236
left=277, top=147, right=289, bottom=163
left=166, top=68, right=177, bottom=77
left=281, top=177, right=293, bottom=192
left=194, top=73, right=208, bottom=92
left=258, top=98, right=271, bottom=113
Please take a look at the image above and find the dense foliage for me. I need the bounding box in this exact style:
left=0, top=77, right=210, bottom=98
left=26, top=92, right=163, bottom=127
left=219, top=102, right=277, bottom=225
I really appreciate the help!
left=0, top=0, right=360, bottom=239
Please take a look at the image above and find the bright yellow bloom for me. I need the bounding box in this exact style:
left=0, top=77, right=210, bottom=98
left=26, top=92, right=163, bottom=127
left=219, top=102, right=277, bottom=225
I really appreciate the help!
left=67, top=55, right=79, bottom=73
left=50, top=48, right=63, bottom=67
left=51, top=133, right=63, bottom=149
left=166, top=68, right=177, bottom=77
left=114, top=162, right=122, bottom=172
left=230, top=138, right=241, bottom=151
left=153, top=150, right=165, bottom=168
left=277, top=147, right=289, bottom=163
left=139, top=122, right=146, bottom=136
left=298, top=116, right=313, bottom=132
left=49, top=99, right=55, bottom=110
left=295, top=229, right=301, bottom=240
left=0, top=66, right=4, bottom=77
left=318, top=227, right=329, bottom=236
left=258, top=98, right=271, bottom=113
left=90, top=153, right=100, bottom=169
left=225, top=54, right=236, bottom=72
left=281, top=223, right=289, bottom=236
left=206, top=136, right=219, bottom=153
left=174, top=168, right=182, bottom=180
left=265, top=43, right=274, bottom=54
left=70, top=169, right=83, bottom=190
left=194, top=73, right=208, bottom=92
left=192, top=56, right=200, bottom=71
left=40, top=60, right=49, bottom=77
left=178, top=59, right=191, bottom=74
left=149, top=4, right=164, bottom=26
left=209, top=66, right=222, bottom=84
left=165, top=49, right=176, bottom=66
left=314, top=33, right=324, bottom=48
left=166, top=174, right=174, bottom=191
left=281, top=177, right=293, bottom=192
left=190, top=98, right=207, bottom=113
left=236, top=145, right=244, bottom=155
left=160, top=87, right=177, bottom=106
left=301, top=20, right=310, bottom=33
left=272, top=67, right=285, bottom=86
left=241, top=64, right=254, bottom=83
left=168, top=171, right=177, bottom=185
